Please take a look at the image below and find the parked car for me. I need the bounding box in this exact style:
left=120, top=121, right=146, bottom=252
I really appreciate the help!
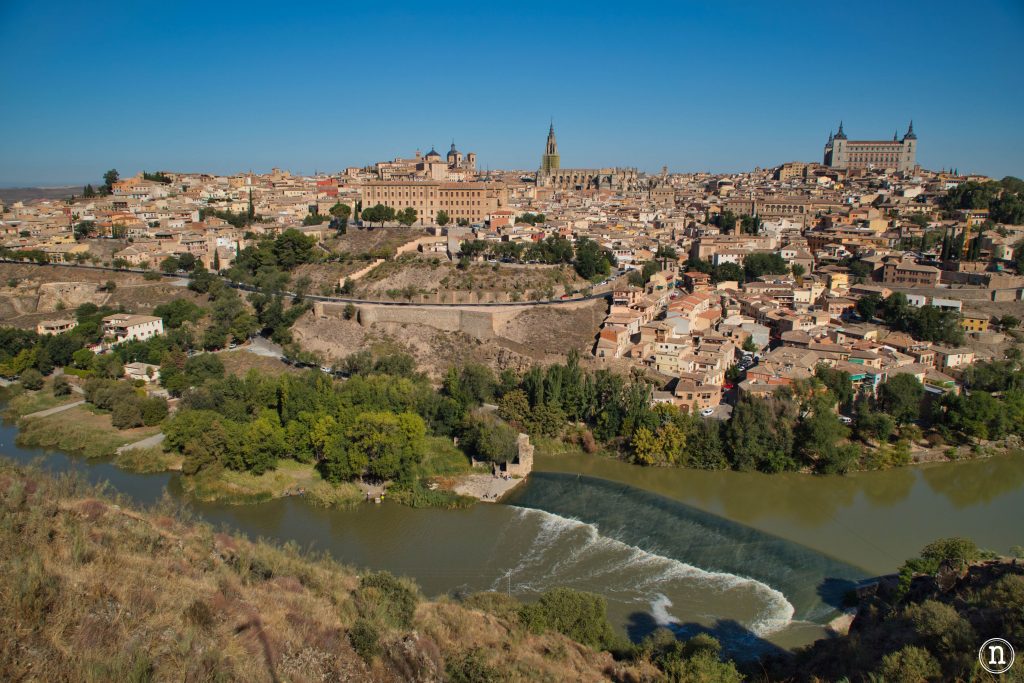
left=700, top=407, right=715, bottom=417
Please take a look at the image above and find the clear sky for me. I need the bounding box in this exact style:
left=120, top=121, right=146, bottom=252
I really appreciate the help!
left=2, top=0, right=1023, bottom=186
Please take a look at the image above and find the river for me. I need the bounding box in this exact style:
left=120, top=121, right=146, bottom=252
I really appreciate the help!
left=2, top=416, right=1021, bottom=656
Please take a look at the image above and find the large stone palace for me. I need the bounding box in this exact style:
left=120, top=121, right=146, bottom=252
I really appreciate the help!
left=823, top=121, right=918, bottom=173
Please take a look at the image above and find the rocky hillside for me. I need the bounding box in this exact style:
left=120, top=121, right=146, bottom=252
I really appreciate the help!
left=771, top=540, right=1024, bottom=682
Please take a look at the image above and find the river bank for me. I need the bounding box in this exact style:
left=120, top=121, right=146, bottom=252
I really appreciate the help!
left=1, top=404, right=1022, bottom=656
left=2, top=382, right=475, bottom=510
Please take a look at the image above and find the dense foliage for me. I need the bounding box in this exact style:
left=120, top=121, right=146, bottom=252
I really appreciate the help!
left=940, top=176, right=1024, bottom=224
left=787, top=537, right=1021, bottom=683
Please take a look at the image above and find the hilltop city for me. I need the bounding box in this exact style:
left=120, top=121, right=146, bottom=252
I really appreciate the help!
left=2, top=119, right=1024, bottom=681
left=4, top=122, right=1023, bottom=416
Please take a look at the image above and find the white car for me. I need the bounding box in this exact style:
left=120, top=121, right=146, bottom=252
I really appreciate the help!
left=839, top=416, right=853, bottom=425
left=700, top=407, right=715, bottom=417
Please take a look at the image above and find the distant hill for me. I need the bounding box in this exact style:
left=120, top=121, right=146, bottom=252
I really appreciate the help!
left=0, top=186, right=79, bottom=204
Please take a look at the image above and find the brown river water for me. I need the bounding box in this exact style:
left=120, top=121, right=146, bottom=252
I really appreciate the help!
left=3, top=416, right=1021, bottom=655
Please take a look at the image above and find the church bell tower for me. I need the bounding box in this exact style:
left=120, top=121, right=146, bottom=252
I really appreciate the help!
left=540, top=122, right=560, bottom=174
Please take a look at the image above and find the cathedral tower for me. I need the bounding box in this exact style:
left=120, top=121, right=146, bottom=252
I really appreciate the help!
left=540, top=122, right=560, bottom=174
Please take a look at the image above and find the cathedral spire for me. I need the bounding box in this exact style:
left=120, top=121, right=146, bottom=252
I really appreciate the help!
left=904, top=120, right=916, bottom=140
left=835, top=121, right=847, bottom=140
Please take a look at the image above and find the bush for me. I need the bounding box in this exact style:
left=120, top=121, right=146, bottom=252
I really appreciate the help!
left=356, top=571, right=419, bottom=630
left=140, top=396, right=168, bottom=426
left=875, top=645, right=941, bottom=683
left=19, top=368, right=44, bottom=390
left=111, top=398, right=144, bottom=429
left=52, top=375, right=72, bottom=396
left=518, top=587, right=617, bottom=650
left=446, top=648, right=501, bottom=683
left=348, top=618, right=381, bottom=662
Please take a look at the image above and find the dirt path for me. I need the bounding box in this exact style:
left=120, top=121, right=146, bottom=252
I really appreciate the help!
left=115, top=432, right=166, bottom=454
left=22, top=400, right=85, bottom=420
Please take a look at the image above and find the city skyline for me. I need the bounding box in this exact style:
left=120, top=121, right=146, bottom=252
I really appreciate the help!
left=2, top=0, right=1023, bottom=185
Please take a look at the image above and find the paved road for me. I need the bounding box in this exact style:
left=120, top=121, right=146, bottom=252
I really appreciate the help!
left=115, top=432, right=165, bottom=454
left=22, top=400, right=85, bottom=420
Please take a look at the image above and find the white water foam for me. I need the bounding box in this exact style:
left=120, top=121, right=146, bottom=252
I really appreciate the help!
left=500, top=507, right=796, bottom=637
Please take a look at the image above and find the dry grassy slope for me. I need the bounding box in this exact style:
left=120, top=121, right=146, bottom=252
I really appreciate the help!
left=0, top=463, right=650, bottom=682
left=292, top=298, right=607, bottom=379
left=357, top=258, right=588, bottom=299
left=327, top=226, right=425, bottom=257
left=0, top=263, right=207, bottom=327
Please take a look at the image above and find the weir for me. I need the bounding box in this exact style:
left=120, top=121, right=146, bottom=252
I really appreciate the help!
left=504, top=472, right=869, bottom=624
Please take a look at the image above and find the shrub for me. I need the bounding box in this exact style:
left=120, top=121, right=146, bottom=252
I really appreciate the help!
left=446, top=648, right=501, bottom=683
left=518, top=587, right=617, bottom=650
left=875, top=645, right=941, bottom=683
left=19, top=368, right=44, bottom=390
left=52, top=375, right=72, bottom=396
left=357, top=571, right=419, bottom=630
left=348, top=618, right=381, bottom=662
left=140, top=396, right=168, bottom=426
left=111, top=399, right=144, bottom=429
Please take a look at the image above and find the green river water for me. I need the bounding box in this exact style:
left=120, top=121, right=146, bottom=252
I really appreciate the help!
left=2, top=416, right=1021, bottom=655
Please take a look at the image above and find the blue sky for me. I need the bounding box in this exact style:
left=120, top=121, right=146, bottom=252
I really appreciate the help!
left=1, top=0, right=1023, bottom=185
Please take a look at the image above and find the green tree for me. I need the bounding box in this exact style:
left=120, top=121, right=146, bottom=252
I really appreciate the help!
left=101, top=169, right=119, bottom=194
left=19, top=368, right=44, bottom=390
left=877, top=373, right=924, bottom=426
left=875, top=646, right=941, bottom=683
left=396, top=207, right=418, bottom=226
left=328, top=202, right=352, bottom=220
left=436, top=210, right=450, bottom=227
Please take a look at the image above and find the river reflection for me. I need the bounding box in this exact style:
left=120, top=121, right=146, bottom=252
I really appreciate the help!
left=534, top=450, right=1024, bottom=575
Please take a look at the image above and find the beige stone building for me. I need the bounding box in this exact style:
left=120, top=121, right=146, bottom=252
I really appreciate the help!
left=361, top=181, right=508, bottom=224
left=823, top=121, right=917, bottom=172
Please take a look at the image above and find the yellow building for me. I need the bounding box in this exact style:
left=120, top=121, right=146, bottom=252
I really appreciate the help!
left=960, top=314, right=990, bottom=333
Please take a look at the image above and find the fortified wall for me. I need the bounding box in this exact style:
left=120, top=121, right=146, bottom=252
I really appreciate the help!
left=313, top=297, right=605, bottom=341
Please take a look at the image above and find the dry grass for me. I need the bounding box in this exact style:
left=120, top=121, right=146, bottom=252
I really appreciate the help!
left=0, top=460, right=651, bottom=681
left=219, top=350, right=299, bottom=377
left=16, top=405, right=160, bottom=459
left=183, top=460, right=362, bottom=507
left=2, top=378, right=79, bottom=419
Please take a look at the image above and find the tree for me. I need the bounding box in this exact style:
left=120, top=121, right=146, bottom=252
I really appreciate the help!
left=573, top=237, right=612, bottom=280
left=998, top=315, right=1020, bottom=330
left=725, top=396, right=797, bottom=472
left=153, top=299, right=204, bottom=329
left=856, top=293, right=882, bottom=320
left=111, top=398, right=144, bottom=429
left=334, top=411, right=426, bottom=483
left=52, top=375, right=72, bottom=396
left=273, top=229, right=317, bottom=269
left=791, top=263, right=806, bottom=278
left=328, top=202, right=352, bottom=221
left=877, top=373, right=924, bottom=426
left=19, top=368, right=44, bottom=390
left=361, top=203, right=396, bottom=227
left=83, top=184, right=96, bottom=198
left=435, top=210, right=450, bottom=227
left=875, top=646, right=941, bottom=683
left=396, top=207, right=417, bottom=226
left=101, top=169, right=120, bottom=194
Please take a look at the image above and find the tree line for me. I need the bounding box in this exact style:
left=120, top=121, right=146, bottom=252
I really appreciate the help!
left=457, top=235, right=614, bottom=280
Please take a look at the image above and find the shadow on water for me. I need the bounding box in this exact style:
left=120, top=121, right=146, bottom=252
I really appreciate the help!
left=505, top=472, right=869, bottom=623
left=626, top=610, right=792, bottom=661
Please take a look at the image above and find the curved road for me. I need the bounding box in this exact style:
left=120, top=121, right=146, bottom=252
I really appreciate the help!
left=1, top=259, right=613, bottom=309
